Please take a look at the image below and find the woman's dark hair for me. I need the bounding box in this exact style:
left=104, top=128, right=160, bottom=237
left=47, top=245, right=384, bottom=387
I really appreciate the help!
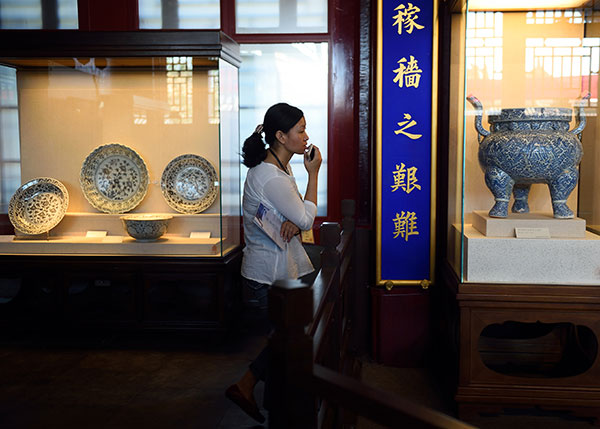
left=241, top=102, right=304, bottom=168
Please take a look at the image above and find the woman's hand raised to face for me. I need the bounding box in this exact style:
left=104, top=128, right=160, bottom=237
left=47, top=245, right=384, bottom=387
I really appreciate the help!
left=303, top=145, right=322, bottom=175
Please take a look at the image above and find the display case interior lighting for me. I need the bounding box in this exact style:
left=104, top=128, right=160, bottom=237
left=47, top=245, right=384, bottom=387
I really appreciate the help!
left=468, top=0, right=590, bottom=11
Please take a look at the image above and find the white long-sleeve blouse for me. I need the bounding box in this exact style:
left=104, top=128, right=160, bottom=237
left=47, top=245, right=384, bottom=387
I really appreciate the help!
left=241, top=161, right=317, bottom=285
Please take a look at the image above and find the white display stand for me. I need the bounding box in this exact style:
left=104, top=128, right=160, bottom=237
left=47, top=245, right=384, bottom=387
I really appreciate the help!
left=460, top=224, right=600, bottom=285
left=1, top=213, right=233, bottom=256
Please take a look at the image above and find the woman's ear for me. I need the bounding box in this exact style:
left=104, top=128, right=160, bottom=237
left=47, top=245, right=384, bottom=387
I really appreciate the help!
left=275, top=130, right=286, bottom=145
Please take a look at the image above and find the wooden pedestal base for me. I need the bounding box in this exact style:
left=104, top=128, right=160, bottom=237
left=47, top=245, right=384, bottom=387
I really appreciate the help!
left=447, top=266, right=600, bottom=424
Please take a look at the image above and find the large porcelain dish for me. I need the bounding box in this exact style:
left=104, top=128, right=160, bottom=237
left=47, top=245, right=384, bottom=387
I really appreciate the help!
left=8, top=177, right=69, bottom=235
left=160, top=154, right=218, bottom=214
left=80, top=143, right=149, bottom=214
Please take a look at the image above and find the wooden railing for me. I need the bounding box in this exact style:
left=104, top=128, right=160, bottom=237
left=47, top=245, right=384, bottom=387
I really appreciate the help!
left=267, top=200, right=476, bottom=429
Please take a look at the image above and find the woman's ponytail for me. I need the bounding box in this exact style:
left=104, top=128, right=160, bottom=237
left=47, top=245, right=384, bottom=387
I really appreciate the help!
left=241, top=128, right=267, bottom=168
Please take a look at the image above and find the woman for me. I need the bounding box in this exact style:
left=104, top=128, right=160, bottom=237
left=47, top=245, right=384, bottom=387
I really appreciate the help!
left=225, top=103, right=322, bottom=423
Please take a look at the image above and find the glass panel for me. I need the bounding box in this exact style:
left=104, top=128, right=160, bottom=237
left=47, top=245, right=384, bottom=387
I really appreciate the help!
left=57, top=0, right=78, bottom=29
left=219, top=59, right=242, bottom=254
left=448, top=4, right=467, bottom=278
left=296, top=0, right=327, bottom=29
left=0, top=0, right=42, bottom=29
left=0, top=0, right=78, bottom=29
left=139, top=0, right=220, bottom=29
left=236, top=0, right=279, bottom=30
left=0, top=65, right=20, bottom=212
left=0, top=56, right=239, bottom=256
left=138, top=0, right=162, bottom=28
left=236, top=0, right=327, bottom=34
left=239, top=43, right=328, bottom=216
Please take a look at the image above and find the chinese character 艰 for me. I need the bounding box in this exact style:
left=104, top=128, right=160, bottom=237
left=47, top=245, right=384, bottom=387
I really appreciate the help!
left=393, top=3, right=425, bottom=35
left=392, top=211, right=419, bottom=241
left=394, top=113, right=422, bottom=140
left=391, top=163, right=421, bottom=194
left=393, top=55, right=422, bottom=88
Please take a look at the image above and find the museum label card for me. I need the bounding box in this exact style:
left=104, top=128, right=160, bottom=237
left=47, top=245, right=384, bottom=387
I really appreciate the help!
left=515, top=227, right=550, bottom=239
left=86, top=230, right=107, bottom=238
left=190, top=231, right=211, bottom=239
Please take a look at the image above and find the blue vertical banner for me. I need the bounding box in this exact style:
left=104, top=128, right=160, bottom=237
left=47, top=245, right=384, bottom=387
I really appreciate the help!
left=377, top=0, right=436, bottom=286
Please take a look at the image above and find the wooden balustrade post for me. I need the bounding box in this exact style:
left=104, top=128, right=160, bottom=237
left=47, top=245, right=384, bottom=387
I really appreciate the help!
left=341, top=199, right=356, bottom=232
left=267, top=279, right=316, bottom=428
left=320, top=222, right=341, bottom=269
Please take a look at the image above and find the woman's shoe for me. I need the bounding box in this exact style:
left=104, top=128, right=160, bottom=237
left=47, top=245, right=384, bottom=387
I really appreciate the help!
left=225, top=384, right=266, bottom=423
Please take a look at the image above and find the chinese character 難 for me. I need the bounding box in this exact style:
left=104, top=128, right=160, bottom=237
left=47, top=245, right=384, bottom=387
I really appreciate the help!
left=392, top=211, right=419, bottom=241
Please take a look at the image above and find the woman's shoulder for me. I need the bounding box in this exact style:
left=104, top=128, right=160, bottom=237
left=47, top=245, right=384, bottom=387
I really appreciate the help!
left=249, top=161, right=285, bottom=179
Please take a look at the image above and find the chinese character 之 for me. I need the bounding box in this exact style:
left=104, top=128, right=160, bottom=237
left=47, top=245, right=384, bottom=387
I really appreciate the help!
left=394, top=113, right=422, bottom=140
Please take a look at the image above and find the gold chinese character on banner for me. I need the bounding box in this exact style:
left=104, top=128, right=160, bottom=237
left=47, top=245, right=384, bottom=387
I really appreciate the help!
left=394, top=113, right=422, bottom=139
left=391, top=163, right=421, bottom=194
left=393, top=55, right=422, bottom=88
left=393, top=3, right=425, bottom=35
left=393, top=211, right=419, bottom=241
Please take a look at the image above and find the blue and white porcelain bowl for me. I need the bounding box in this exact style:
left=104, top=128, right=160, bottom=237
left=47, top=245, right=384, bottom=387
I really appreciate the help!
left=121, top=214, right=173, bottom=241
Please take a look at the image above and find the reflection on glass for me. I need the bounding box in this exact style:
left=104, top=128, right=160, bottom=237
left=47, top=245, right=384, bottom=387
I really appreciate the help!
left=236, top=0, right=327, bottom=34
left=0, top=65, right=20, bottom=212
left=0, top=0, right=78, bottom=29
left=208, top=70, right=220, bottom=125
left=139, top=0, right=220, bottom=29
left=239, top=43, right=328, bottom=216
left=166, top=56, right=193, bottom=125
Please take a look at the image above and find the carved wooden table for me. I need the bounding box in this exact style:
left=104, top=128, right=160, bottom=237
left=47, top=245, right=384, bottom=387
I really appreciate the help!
left=445, top=266, right=600, bottom=424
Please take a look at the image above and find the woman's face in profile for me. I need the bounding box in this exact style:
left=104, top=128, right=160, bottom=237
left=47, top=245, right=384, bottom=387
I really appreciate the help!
left=282, top=117, right=309, bottom=155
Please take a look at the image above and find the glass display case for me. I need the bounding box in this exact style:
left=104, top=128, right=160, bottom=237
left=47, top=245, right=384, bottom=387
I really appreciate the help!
left=0, top=31, right=242, bottom=331
left=0, top=30, right=241, bottom=258
left=447, top=0, right=600, bottom=284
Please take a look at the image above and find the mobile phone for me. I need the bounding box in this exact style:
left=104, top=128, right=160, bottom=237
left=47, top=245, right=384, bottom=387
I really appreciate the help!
left=309, top=146, right=315, bottom=161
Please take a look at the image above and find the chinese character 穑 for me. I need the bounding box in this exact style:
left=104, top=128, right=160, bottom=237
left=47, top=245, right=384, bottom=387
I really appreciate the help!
left=392, top=211, right=419, bottom=241
left=394, top=113, right=422, bottom=140
left=393, top=55, right=422, bottom=88
left=391, top=163, right=421, bottom=194
left=393, top=3, right=425, bottom=35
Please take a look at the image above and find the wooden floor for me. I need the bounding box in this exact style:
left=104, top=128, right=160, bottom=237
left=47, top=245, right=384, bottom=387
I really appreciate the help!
left=0, top=327, right=596, bottom=429
left=0, top=328, right=269, bottom=429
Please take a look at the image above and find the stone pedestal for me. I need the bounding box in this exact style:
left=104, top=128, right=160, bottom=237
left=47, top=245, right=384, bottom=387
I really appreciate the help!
left=472, top=210, right=586, bottom=238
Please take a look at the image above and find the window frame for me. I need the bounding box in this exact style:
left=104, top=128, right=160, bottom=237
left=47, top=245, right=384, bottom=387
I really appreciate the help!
left=221, top=0, right=355, bottom=225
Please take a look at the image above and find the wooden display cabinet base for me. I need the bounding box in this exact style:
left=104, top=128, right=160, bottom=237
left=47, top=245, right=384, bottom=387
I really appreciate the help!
left=0, top=249, right=242, bottom=332
left=445, top=264, right=600, bottom=425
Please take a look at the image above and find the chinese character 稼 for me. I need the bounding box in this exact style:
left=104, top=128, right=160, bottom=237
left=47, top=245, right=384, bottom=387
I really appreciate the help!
left=393, top=3, right=425, bottom=35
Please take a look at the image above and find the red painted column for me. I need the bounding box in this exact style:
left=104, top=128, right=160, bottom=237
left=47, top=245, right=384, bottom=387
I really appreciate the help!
left=328, top=0, right=361, bottom=222
left=78, top=0, right=139, bottom=30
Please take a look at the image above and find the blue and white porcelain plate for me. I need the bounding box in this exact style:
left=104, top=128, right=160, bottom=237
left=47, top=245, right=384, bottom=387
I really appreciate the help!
left=9, top=177, right=69, bottom=235
left=80, top=143, right=149, bottom=214
left=160, top=154, right=218, bottom=214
